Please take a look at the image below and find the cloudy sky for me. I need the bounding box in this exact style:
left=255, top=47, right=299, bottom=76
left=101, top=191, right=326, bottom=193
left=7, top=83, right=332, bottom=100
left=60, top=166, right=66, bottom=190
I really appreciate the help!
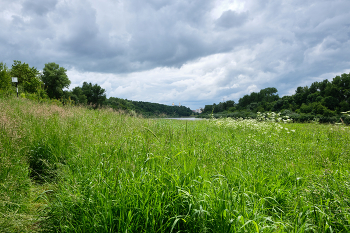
left=1, top=0, right=350, bottom=109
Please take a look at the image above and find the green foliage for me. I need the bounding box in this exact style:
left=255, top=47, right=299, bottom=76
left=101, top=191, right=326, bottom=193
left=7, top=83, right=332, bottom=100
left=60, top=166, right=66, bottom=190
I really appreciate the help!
left=0, top=62, right=12, bottom=91
left=71, top=86, right=88, bottom=104
left=81, top=82, right=106, bottom=107
left=202, top=100, right=236, bottom=114
left=202, top=72, right=350, bottom=122
left=291, top=73, right=350, bottom=114
left=11, top=60, right=42, bottom=94
left=228, top=106, right=236, bottom=112
left=339, top=101, right=350, bottom=112
left=202, top=104, right=213, bottom=113
left=238, top=87, right=279, bottom=110
left=300, top=102, right=333, bottom=115
left=41, top=62, right=70, bottom=99
left=106, top=97, right=193, bottom=117
left=341, top=111, right=350, bottom=124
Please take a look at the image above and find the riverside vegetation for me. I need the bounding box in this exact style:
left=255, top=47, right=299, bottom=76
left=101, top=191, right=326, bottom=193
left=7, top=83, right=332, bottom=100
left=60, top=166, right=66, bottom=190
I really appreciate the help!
left=200, top=73, right=350, bottom=125
left=1, top=96, right=350, bottom=232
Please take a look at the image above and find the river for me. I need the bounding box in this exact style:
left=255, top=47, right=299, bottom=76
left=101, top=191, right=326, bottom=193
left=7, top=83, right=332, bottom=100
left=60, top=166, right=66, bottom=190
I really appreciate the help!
left=163, top=118, right=205, bottom=121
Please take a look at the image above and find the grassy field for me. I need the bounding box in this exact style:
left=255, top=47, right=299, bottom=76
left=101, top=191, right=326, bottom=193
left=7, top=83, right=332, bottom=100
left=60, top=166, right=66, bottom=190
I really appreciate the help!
left=1, top=96, right=350, bottom=232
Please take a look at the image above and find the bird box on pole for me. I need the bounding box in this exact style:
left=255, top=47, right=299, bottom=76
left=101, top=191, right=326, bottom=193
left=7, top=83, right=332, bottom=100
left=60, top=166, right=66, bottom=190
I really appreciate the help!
left=12, top=77, right=18, bottom=97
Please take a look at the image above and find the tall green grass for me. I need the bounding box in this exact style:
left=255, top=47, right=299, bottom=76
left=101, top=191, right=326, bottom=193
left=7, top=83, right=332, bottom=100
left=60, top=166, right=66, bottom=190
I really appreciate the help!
left=1, top=96, right=350, bottom=232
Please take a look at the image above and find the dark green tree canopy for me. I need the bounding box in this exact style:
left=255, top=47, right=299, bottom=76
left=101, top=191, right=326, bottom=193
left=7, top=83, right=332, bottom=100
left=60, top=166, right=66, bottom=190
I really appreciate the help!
left=41, top=62, right=70, bottom=99
left=106, top=97, right=193, bottom=117
left=238, top=87, right=279, bottom=109
left=71, top=86, right=88, bottom=104
left=202, top=99, right=236, bottom=114
left=81, top=82, right=106, bottom=107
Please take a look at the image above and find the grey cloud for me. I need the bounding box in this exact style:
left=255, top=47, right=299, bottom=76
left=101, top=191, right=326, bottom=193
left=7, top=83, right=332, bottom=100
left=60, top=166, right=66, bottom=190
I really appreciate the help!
left=0, top=0, right=236, bottom=73
left=10, top=15, right=26, bottom=29
left=215, top=10, right=248, bottom=28
left=121, top=0, right=216, bottom=69
left=22, top=0, right=58, bottom=16
left=53, top=3, right=100, bottom=54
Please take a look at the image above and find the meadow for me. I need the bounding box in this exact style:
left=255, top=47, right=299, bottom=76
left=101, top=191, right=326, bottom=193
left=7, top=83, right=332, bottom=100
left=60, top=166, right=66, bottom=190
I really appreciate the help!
left=1, top=96, right=350, bottom=232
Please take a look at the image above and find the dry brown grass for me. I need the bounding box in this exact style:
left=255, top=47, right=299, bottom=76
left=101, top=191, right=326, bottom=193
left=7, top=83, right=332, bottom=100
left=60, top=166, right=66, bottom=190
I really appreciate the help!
left=18, top=99, right=76, bottom=119
left=0, top=110, right=21, bottom=142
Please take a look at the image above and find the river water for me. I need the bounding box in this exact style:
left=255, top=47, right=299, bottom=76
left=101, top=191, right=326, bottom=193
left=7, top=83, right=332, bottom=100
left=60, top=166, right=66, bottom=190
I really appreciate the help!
left=164, top=118, right=205, bottom=121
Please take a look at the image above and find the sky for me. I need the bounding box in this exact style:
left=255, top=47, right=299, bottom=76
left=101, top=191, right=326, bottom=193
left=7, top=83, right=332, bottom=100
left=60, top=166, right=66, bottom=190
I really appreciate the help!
left=1, top=0, right=350, bottom=109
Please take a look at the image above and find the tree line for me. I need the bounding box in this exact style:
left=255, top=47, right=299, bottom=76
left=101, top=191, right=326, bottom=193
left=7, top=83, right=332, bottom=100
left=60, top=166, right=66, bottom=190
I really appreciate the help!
left=0, top=60, right=193, bottom=117
left=202, top=87, right=280, bottom=114
left=201, top=73, right=350, bottom=123
left=0, top=61, right=106, bottom=106
left=107, top=97, right=193, bottom=117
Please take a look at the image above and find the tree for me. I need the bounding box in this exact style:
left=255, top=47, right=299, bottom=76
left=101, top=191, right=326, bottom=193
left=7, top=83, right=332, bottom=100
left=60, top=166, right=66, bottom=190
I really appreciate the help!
left=81, top=82, right=106, bottom=107
left=332, top=73, right=350, bottom=102
left=71, top=86, right=87, bottom=104
left=225, top=100, right=235, bottom=109
left=41, top=63, right=70, bottom=99
left=293, top=86, right=309, bottom=106
left=322, top=96, right=338, bottom=111
left=259, top=87, right=279, bottom=102
left=238, top=94, right=251, bottom=108
left=11, top=60, right=42, bottom=93
left=318, top=79, right=330, bottom=97
left=0, top=62, right=12, bottom=90
left=237, top=87, right=279, bottom=110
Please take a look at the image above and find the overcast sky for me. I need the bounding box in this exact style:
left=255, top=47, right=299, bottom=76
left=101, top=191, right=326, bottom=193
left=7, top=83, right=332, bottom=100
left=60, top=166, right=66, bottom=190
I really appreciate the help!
left=1, top=0, right=350, bottom=109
